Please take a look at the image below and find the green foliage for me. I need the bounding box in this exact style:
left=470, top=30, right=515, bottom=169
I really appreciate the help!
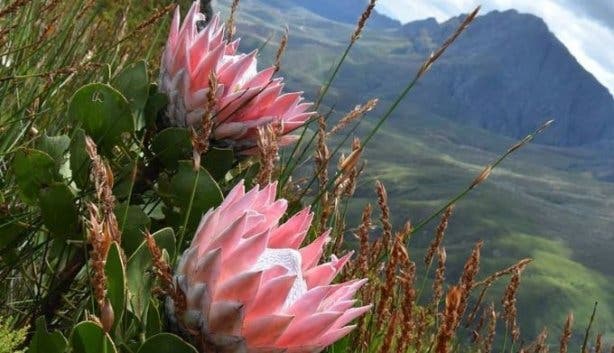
left=126, top=228, right=175, bottom=320
left=70, top=321, right=117, bottom=353
left=105, top=243, right=127, bottom=332
left=137, top=333, right=199, bottom=353
left=0, top=317, right=27, bottom=353
left=67, top=83, right=135, bottom=152
left=152, top=128, right=193, bottom=170
left=12, top=149, right=61, bottom=204
left=29, top=317, right=68, bottom=353
left=39, top=183, right=79, bottom=238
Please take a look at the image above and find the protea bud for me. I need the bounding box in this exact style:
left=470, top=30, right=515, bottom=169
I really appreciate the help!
left=159, top=2, right=313, bottom=153
left=168, top=181, right=370, bottom=352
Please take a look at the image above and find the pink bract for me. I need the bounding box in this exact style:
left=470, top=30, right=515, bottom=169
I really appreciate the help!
left=159, top=2, right=313, bottom=152
left=170, top=181, right=370, bottom=353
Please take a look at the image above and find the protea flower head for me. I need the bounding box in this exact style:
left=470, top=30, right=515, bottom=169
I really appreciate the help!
left=159, top=1, right=313, bottom=152
left=169, top=181, right=370, bottom=353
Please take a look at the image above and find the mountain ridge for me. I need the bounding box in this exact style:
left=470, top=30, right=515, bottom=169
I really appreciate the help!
left=267, top=2, right=614, bottom=147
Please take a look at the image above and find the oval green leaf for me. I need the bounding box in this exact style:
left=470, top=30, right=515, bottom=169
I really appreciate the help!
left=29, top=317, right=68, bottom=353
left=115, top=203, right=151, bottom=256
left=126, top=228, right=175, bottom=320
left=39, top=182, right=78, bottom=239
left=12, top=148, right=60, bottom=204
left=112, top=61, right=149, bottom=128
left=68, top=83, right=134, bottom=152
left=202, top=147, right=234, bottom=180
left=69, top=128, right=90, bottom=189
left=70, top=321, right=117, bottom=353
left=137, top=333, right=198, bottom=353
left=144, top=84, right=169, bottom=127
left=105, top=242, right=126, bottom=332
left=151, top=128, right=192, bottom=170
left=169, top=161, right=223, bottom=233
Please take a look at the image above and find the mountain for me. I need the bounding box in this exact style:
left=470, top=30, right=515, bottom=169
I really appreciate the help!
left=395, top=10, right=614, bottom=147
left=285, top=0, right=402, bottom=29
left=218, top=0, right=614, bottom=337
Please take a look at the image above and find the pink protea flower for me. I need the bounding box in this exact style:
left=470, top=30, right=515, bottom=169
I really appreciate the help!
left=169, top=181, right=370, bottom=353
left=159, top=2, right=313, bottom=151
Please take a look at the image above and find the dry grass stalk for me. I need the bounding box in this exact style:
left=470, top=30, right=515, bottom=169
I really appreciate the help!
left=474, top=258, right=532, bottom=287
left=85, top=136, right=119, bottom=243
left=559, top=313, right=573, bottom=353
left=595, top=334, right=603, bottom=353
left=226, top=0, right=240, bottom=41
left=425, top=205, right=454, bottom=266
left=417, top=6, right=480, bottom=78
left=256, top=123, right=281, bottom=185
left=0, top=0, right=29, bottom=18
left=128, top=4, right=177, bottom=38
left=435, top=285, right=463, bottom=353
left=483, top=303, right=497, bottom=353
left=191, top=73, right=218, bottom=169
left=468, top=258, right=532, bottom=326
left=456, top=241, right=482, bottom=329
left=375, top=180, right=393, bottom=257
left=379, top=310, right=398, bottom=353
left=398, top=257, right=417, bottom=352
left=502, top=266, right=523, bottom=342
left=413, top=308, right=428, bottom=353
left=533, top=328, right=549, bottom=353
left=144, top=232, right=186, bottom=316
left=274, top=29, right=288, bottom=73
left=85, top=203, right=114, bottom=332
left=314, top=115, right=331, bottom=230
left=470, top=164, right=492, bottom=189
left=328, top=98, right=378, bottom=136
left=431, top=247, right=447, bottom=310
left=335, top=137, right=362, bottom=198
left=353, top=204, right=372, bottom=279
left=471, top=307, right=486, bottom=344
left=351, top=0, right=376, bottom=43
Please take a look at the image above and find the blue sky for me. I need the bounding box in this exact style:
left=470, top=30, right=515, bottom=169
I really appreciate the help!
left=376, top=0, right=614, bottom=95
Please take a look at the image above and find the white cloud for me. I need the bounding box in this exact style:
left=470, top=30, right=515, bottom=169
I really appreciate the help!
left=377, top=0, right=614, bottom=95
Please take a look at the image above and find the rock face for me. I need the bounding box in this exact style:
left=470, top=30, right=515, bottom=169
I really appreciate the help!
left=396, top=10, right=614, bottom=147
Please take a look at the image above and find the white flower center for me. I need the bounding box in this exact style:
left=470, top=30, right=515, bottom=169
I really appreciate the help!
left=251, top=248, right=307, bottom=309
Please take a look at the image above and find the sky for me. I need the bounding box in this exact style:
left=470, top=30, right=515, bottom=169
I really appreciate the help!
left=376, top=0, right=614, bottom=95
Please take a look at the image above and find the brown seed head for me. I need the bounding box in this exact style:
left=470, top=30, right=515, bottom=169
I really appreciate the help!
left=559, top=313, right=573, bottom=353
left=425, top=205, right=454, bottom=266
left=351, top=0, right=377, bottom=43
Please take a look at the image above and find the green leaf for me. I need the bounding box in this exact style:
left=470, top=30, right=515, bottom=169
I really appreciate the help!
left=151, top=128, right=192, bottom=170
left=169, top=161, right=222, bottom=233
left=28, top=317, right=68, bottom=353
left=70, top=321, right=117, bottom=353
left=12, top=148, right=60, bottom=204
left=39, top=182, right=79, bottom=238
left=145, top=300, right=162, bottom=338
left=105, top=242, right=126, bottom=332
left=0, top=220, right=27, bottom=266
left=144, top=84, right=168, bottom=127
left=115, top=203, right=151, bottom=256
left=112, top=61, right=149, bottom=127
left=37, top=134, right=70, bottom=165
left=202, top=147, right=234, bottom=180
left=69, top=128, right=90, bottom=189
left=126, top=228, right=175, bottom=320
left=68, top=83, right=134, bottom=152
left=137, top=333, right=198, bottom=353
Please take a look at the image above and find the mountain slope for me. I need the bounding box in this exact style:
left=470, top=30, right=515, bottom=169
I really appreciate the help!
left=398, top=10, right=614, bottom=147
left=285, top=0, right=402, bottom=29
